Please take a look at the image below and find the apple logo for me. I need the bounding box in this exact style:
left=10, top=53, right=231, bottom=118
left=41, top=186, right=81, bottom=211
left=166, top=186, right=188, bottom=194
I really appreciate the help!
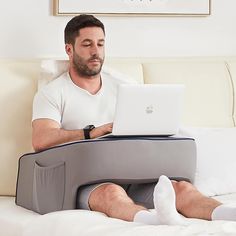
left=146, top=105, right=154, bottom=114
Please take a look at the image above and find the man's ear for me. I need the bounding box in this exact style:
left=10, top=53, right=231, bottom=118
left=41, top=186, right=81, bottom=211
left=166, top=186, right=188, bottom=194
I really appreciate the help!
left=65, top=44, right=73, bottom=58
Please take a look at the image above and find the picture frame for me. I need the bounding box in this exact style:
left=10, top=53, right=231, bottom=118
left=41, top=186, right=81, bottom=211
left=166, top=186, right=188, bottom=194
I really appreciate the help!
left=53, top=0, right=211, bottom=17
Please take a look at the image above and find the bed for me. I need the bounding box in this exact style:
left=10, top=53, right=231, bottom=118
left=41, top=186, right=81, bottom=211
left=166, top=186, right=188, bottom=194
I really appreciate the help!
left=1, top=57, right=236, bottom=235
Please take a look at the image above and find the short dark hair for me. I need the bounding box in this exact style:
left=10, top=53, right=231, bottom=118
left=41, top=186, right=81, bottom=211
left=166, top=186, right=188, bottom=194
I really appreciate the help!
left=64, top=14, right=105, bottom=45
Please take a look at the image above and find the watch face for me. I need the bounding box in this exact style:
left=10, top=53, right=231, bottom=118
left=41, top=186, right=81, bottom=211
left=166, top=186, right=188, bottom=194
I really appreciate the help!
left=84, top=125, right=95, bottom=130
left=88, top=125, right=95, bottom=130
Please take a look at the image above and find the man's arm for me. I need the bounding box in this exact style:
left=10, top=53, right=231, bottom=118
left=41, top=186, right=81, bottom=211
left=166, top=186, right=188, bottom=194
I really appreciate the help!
left=32, top=118, right=113, bottom=152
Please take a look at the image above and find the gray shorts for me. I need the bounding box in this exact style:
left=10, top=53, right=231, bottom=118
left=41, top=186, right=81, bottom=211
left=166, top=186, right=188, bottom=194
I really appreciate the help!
left=76, top=182, right=156, bottom=210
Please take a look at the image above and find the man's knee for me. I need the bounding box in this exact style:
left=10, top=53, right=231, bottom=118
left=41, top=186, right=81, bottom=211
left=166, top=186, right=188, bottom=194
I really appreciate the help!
left=102, top=183, right=127, bottom=201
left=172, top=180, right=196, bottom=196
left=89, top=183, right=126, bottom=212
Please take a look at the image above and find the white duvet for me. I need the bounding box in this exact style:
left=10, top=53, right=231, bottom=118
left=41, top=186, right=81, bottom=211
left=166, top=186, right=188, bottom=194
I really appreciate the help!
left=23, top=210, right=236, bottom=236
left=2, top=195, right=236, bottom=236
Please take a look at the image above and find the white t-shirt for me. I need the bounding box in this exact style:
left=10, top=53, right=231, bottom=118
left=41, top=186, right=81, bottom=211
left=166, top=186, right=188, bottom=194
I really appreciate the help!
left=32, top=71, right=132, bottom=130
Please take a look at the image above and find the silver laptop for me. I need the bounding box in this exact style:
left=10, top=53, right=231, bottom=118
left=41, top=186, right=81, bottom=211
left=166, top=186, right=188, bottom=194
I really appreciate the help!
left=109, top=84, right=185, bottom=137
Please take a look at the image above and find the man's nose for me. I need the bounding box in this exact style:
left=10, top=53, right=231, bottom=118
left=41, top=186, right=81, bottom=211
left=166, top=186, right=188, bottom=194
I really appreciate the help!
left=90, top=45, right=99, bottom=55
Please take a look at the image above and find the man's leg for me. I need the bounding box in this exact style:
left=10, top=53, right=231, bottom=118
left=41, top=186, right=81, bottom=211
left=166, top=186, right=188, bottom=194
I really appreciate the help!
left=172, top=180, right=222, bottom=220
left=163, top=179, right=236, bottom=222
left=154, top=177, right=236, bottom=223
left=88, top=183, right=146, bottom=221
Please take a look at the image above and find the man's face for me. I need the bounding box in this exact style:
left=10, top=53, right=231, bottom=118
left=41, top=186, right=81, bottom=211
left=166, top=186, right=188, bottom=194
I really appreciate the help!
left=68, top=27, right=105, bottom=77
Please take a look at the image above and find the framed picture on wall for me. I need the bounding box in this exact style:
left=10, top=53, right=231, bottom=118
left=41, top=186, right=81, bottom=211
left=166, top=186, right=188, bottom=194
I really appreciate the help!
left=53, top=0, right=211, bottom=16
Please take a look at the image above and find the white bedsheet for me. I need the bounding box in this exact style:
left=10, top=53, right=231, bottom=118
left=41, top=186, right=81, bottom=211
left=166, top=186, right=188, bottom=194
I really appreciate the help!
left=2, top=195, right=236, bottom=236
left=0, top=197, right=39, bottom=236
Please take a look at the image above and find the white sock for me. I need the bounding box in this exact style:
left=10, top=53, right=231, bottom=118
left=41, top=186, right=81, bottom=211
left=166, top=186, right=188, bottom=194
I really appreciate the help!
left=153, top=175, right=188, bottom=225
left=212, top=204, right=236, bottom=221
left=133, top=210, right=161, bottom=225
left=134, top=175, right=188, bottom=226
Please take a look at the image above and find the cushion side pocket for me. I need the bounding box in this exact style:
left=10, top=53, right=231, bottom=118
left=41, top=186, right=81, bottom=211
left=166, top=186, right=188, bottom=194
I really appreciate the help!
left=32, top=161, right=65, bottom=214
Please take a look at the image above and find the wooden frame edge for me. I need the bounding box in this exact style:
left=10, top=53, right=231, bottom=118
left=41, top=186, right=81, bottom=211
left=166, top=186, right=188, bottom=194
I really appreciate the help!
left=53, top=0, right=211, bottom=17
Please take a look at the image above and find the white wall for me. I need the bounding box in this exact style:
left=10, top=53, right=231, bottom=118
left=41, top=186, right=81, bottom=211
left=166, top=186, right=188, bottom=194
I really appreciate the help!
left=0, top=0, right=236, bottom=58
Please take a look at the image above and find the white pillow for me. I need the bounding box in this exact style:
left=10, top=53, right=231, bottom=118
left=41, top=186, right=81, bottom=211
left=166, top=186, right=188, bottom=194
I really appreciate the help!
left=179, top=127, right=236, bottom=196
left=39, top=59, right=69, bottom=89
left=39, top=59, right=139, bottom=90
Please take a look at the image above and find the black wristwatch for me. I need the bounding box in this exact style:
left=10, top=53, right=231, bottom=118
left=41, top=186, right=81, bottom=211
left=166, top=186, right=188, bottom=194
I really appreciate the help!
left=83, top=125, right=95, bottom=139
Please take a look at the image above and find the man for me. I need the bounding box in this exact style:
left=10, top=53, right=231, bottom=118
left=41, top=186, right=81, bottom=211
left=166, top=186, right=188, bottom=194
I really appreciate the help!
left=32, top=14, right=236, bottom=225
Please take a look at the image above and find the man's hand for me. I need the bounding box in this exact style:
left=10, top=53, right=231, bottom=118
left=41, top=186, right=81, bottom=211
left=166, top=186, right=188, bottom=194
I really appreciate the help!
left=89, top=123, right=113, bottom=139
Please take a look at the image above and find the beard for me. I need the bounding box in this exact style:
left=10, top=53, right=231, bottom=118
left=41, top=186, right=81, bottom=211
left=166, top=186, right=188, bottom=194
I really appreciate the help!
left=72, top=51, right=104, bottom=77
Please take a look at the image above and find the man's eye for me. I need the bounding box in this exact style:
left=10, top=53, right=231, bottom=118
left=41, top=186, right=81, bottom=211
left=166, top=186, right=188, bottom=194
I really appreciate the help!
left=98, top=43, right=104, bottom=47
left=83, top=44, right=91, bottom=47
